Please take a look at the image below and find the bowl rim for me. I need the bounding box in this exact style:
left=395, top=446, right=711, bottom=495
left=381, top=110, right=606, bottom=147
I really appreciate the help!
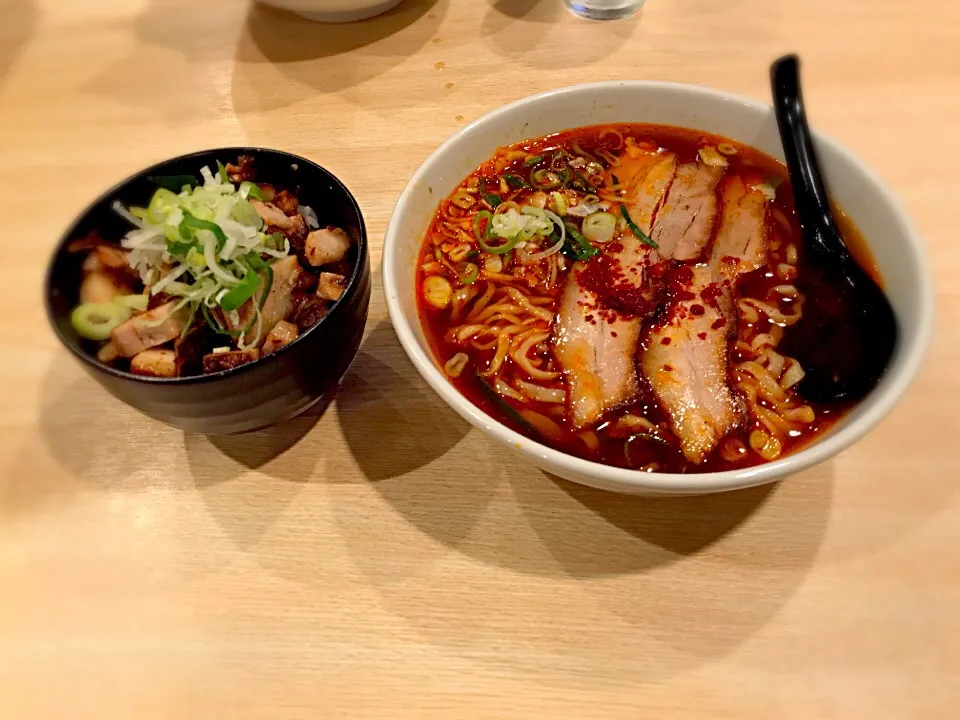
left=382, top=80, right=934, bottom=493
left=45, top=146, right=368, bottom=386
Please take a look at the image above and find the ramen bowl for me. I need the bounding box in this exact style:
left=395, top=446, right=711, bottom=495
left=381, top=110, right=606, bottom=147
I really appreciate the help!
left=382, top=82, right=932, bottom=495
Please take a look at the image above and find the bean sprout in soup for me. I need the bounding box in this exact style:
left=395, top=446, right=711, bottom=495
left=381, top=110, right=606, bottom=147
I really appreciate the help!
left=416, top=123, right=878, bottom=474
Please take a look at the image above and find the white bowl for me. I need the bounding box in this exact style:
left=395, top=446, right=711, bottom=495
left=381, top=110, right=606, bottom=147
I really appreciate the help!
left=382, top=82, right=933, bottom=495
left=257, top=0, right=403, bottom=22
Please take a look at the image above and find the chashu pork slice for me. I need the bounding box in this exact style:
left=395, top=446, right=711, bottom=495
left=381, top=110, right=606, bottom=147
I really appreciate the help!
left=610, top=147, right=677, bottom=272
left=552, top=148, right=677, bottom=429
left=553, top=265, right=641, bottom=430
left=709, top=175, right=768, bottom=281
left=641, top=174, right=770, bottom=462
left=642, top=265, right=743, bottom=463
left=651, top=161, right=725, bottom=261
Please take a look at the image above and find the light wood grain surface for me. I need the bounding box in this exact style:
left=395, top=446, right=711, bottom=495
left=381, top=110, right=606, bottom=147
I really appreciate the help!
left=1, top=0, right=959, bottom=717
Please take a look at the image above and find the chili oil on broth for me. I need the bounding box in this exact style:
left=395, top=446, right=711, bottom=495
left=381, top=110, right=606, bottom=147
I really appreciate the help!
left=416, top=122, right=871, bottom=474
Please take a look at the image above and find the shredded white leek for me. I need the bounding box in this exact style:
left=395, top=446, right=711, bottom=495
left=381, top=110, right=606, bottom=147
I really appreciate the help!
left=113, top=166, right=292, bottom=348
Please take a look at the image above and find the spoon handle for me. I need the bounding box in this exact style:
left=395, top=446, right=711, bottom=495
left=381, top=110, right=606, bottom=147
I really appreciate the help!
left=771, top=54, right=847, bottom=258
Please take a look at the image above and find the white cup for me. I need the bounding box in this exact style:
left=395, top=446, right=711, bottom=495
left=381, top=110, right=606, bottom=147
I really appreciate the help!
left=257, top=0, right=404, bottom=23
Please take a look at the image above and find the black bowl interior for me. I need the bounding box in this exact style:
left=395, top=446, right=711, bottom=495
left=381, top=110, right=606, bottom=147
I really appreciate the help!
left=45, top=147, right=367, bottom=383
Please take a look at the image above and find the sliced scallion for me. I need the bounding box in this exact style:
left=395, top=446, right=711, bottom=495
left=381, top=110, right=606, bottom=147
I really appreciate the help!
left=620, top=204, right=658, bottom=249
left=114, top=294, right=149, bottom=312
left=219, top=271, right=262, bottom=311
left=240, top=181, right=264, bottom=200
left=147, top=188, right=181, bottom=224
left=180, top=210, right=228, bottom=250
left=484, top=193, right=501, bottom=208
left=71, top=302, right=130, bottom=341
left=530, top=168, right=560, bottom=189
left=474, top=210, right=522, bottom=255
left=563, top=222, right=599, bottom=261
left=458, top=262, right=479, bottom=285
left=582, top=211, right=618, bottom=244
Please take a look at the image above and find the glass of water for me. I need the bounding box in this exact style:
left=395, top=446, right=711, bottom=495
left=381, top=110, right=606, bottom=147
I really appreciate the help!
left=563, top=0, right=646, bottom=20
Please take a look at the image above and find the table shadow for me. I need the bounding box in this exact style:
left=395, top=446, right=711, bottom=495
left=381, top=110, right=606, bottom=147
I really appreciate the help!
left=329, top=408, right=834, bottom=685
left=177, top=319, right=472, bottom=552
left=231, top=0, right=445, bottom=115
left=481, top=0, right=639, bottom=71
left=334, top=321, right=472, bottom=482
left=0, top=0, right=39, bottom=91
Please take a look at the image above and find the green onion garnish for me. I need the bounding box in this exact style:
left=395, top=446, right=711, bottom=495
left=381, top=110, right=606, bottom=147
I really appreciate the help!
left=620, top=204, right=658, bottom=249
left=180, top=210, right=228, bottom=251
left=219, top=271, right=262, bottom=312
left=473, top=210, right=521, bottom=255
left=216, top=161, right=229, bottom=184
left=146, top=187, right=181, bottom=224
left=563, top=222, right=600, bottom=261
left=484, top=193, right=501, bottom=208
left=504, top=174, right=530, bottom=189
left=523, top=154, right=544, bottom=167
left=166, top=239, right=196, bottom=257
left=459, top=262, right=479, bottom=285
left=240, top=181, right=264, bottom=200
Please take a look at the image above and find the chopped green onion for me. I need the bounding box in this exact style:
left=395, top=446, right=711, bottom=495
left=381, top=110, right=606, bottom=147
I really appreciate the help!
left=523, top=154, right=543, bottom=167
left=202, top=303, right=238, bottom=338
left=166, top=239, right=196, bottom=257
left=458, top=262, right=479, bottom=285
left=244, top=252, right=268, bottom=272
left=147, top=188, right=181, bottom=224
left=230, top=198, right=263, bottom=228
left=474, top=372, right=537, bottom=434
left=530, top=168, right=560, bottom=189
left=550, top=191, right=567, bottom=216
left=611, top=174, right=620, bottom=186
left=114, top=294, right=149, bottom=312
left=620, top=204, right=658, bottom=248
left=582, top=211, right=618, bottom=244
left=240, top=181, right=264, bottom=200
left=148, top=175, right=199, bottom=192
left=180, top=210, right=228, bottom=250
left=258, top=266, right=274, bottom=310
left=219, top=271, right=262, bottom=311
left=504, top=174, right=530, bottom=189
left=130, top=206, right=149, bottom=220
left=263, top=231, right=285, bottom=250
left=473, top=210, right=492, bottom=242
left=570, top=167, right=596, bottom=192
left=71, top=302, right=130, bottom=341
left=185, top=247, right=206, bottom=268
left=484, top=193, right=501, bottom=208
left=563, top=222, right=600, bottom=261
left=216, top=161, right=229, bottom=184
left=474, top=210, right=521, bottom=255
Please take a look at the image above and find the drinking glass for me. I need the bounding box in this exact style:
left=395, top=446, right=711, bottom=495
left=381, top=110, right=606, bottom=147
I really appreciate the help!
left=562, top=0, right=645, bottom=20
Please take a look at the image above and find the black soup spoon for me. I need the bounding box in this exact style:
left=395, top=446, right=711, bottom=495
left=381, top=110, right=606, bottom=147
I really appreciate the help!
left=770, top=54, right=898, bottom=403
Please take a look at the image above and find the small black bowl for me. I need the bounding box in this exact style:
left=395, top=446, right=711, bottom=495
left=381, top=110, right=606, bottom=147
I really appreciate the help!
left=45, top=148, right=371, bottom=434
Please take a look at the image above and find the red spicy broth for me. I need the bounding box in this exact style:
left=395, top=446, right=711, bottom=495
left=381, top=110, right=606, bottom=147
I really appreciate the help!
left=416, top=123, right=879, bottom=474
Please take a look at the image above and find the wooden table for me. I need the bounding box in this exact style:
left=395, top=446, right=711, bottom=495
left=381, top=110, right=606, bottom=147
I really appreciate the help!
left=2, top=0, right=958, bottom=717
